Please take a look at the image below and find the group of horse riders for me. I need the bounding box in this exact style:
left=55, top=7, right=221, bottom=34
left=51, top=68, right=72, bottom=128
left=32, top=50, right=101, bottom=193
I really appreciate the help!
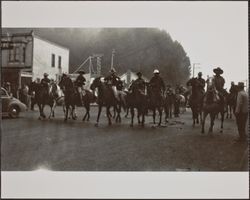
left=37, top=65, right=232, bottom=114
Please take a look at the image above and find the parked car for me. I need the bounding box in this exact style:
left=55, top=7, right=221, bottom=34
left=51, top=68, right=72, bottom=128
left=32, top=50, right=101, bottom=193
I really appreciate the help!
left=1, top=87, right=27, bottom=118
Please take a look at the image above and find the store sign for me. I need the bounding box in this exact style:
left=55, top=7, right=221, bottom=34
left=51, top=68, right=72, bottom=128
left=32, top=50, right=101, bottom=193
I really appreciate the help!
left=1, top=41, right=14, bottom=49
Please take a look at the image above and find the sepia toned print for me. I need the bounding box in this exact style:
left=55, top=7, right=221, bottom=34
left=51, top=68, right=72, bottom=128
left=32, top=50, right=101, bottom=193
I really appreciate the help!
left=1, top=27, right=248, bottom=171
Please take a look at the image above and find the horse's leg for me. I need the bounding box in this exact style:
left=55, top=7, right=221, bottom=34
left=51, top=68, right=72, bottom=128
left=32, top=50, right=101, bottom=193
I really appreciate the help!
left=72, top=105, right=77, bottom=120
left=95, top=104, right=102, bottom=126
left=229, top=105, right=232, bottom=119
left=191, top=107, right=195, bottom=127
left=153, top=108, right=156, bottom=124
left=220, top=110, right=224, bottom=133
left=37, top=103, right=43, bottom=120
left=125, top=107, right=129, bottom=118
left=82, top=104, right=88, bottom=121
left=107, top=106, right=112, bottom=125
left=48, top=101, right=56, bottom=119
left=170, top=104, right=173, bottom=118
left=64, top=105, right=69, bottom=121
left=158, top=107, right=162, bottom=126
left=141, top=108, right=145, bottom=127
left=209, top=113, right=215, bottom=133
left=137, top=108, right=141, bottom=124
left=201, top=111, right=208, bottom=133
left=130, top=107, right=134, bottom=127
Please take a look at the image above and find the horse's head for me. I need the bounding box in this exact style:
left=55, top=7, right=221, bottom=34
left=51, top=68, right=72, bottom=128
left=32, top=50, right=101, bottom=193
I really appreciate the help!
left=90, top=77, right=103, bottom=91
left=116, top=79, right=124, bottom=90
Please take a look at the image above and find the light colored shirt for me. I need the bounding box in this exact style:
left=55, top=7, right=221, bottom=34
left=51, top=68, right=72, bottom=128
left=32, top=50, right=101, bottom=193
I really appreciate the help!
left=235, top=90, right=248, bottom=114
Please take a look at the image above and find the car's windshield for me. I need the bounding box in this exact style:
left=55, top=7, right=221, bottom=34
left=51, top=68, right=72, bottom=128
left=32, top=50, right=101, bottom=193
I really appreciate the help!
left=1, top=88, right=8, bottom=96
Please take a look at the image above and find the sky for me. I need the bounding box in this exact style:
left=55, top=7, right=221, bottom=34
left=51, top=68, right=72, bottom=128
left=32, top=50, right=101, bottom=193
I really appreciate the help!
left=2, top=1, right=248, bottom=89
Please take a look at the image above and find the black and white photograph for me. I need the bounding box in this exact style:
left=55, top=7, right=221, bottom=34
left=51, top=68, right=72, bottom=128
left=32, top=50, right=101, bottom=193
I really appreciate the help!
left=1, top=1, right=249, bottom=199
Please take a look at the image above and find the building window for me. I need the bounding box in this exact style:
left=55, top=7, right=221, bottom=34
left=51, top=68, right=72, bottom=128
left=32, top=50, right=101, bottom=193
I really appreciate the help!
left=9, top=46, right=23, bottom=62
left=51, top=54, right=55, bottom=67
left=58, top=56, right=62, bottom=69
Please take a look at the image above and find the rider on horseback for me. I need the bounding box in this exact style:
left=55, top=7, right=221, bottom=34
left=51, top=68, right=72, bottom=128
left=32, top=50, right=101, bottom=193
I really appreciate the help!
left=229, top=81, right=238, bottom=94
left=197, top=72, right=206, bottom=94
left=129, top=72, right=146, bottom=94
left=75, top=70, right=86, bottom=105
left=104, top=68, right=121, bottom=101
left=41, top=73, right=51, bottom=96
left=212, top=67, right=227, bottom=106
left=149, top=69, right=166, bottom=96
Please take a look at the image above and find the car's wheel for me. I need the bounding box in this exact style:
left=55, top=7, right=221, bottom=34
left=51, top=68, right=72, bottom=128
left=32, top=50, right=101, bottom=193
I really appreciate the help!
left=9, top=105, right=20, bottom=118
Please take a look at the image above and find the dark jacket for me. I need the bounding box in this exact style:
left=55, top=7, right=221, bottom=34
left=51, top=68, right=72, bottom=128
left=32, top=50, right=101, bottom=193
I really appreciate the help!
left=149, top=76, right=165, bottom=91
left=75, top=75, right=86, bottom=87
left=41, top=77, right=50, bottom=88
left=105, top=74, right=120, bottom=85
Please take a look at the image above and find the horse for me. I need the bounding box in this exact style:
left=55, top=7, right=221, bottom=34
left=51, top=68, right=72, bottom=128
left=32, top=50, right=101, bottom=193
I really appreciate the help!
left=80, top=89, right=97, bottom=121
left=226, top=88, right=238, bottom=119
left=28, top=82, right=56, bottom=119
left=186, top=78, right=204, bottom=127
left=125, top=87, right=148, bottom=127
left=146, top=83, right=164, bottom=126
left=58, top=76, right=77, bottom=121
left=111, top=79, right=127, bottom=122
left=201, top=85, right=225, bottom=134
left=176, top=94, right=186, bottom=114
left=164, top=88, right=175, bottom=122
left=90, top=77, right=120, bottom=126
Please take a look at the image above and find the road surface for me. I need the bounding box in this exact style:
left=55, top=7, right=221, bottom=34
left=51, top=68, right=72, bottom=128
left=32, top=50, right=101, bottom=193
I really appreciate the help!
left=1, top=105, right=248, bottom=171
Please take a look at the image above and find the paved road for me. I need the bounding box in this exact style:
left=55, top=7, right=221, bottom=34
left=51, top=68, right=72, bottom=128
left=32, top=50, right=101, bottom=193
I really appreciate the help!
left=1, top=105, right=248, bottom=171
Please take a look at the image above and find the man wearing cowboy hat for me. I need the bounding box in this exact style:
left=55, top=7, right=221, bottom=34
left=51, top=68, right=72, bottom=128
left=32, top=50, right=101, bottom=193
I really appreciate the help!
left=212, top=67, right=227, bottom=105
left=75, top=70, right=86, bottom=105
left=129, top=72, right=146, bottom=93
left=212, top=67, right=225, bottom=93
left=234, top=82, right=248, bottom=143
left=41, top=73, right=51, bottom=95
left=105, top=68, right=121, bottom=100
left=149, top=69, right=166, bottom=95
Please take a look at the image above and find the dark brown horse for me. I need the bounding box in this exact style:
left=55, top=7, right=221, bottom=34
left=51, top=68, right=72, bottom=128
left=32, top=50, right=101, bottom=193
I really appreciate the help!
left=146, top=83, right=164, bottom=126
left=226, top=88, right=238, bottom=119
left=164, top=88, right=175, bottom=122
left=58, top=76, right=77, bottom=121
left=186, top=78, right=204, bottom=127
left=28, top=82, right=55, bottom=119
left=90, top=77, right=120, bottom=126
left=201, top=85, right=225, bottom=133
left=125, top=88, right=148, bottom=127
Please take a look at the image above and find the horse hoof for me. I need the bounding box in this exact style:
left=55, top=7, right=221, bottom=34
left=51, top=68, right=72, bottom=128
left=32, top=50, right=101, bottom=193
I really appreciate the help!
left=64, top=119, right=67, bottom=122
left=220, top=130, right=223, bottom=133
left=82, top=118, right=85, bottom=122
left=130, top=124, right=133, bottom=127
left=95, top=123, right=99, bottom=127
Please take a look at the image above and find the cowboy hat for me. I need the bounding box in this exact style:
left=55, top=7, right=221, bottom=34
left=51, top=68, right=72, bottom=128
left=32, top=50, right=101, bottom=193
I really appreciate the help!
left=78, top=70, right=85, bottom=74
left=44, top=73, right=49, bottom=76
left=153, top=69, right=160, bottom=74
left=238, top=82, right=245, bottom=88
left=213, top=67, right=223, bottom=74
left=198, top=72, right=202, bottom=76
left=110, top=68, right=116, bottom=73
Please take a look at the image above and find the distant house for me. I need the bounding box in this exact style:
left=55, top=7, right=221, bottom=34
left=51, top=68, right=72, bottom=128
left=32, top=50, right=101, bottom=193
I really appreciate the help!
left=1, top=31, right=69, bottom=96
left=119, top=69, right=149, bottom=89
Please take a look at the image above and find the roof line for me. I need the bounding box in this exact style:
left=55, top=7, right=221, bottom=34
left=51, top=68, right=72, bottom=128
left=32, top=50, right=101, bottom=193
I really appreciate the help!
left=33, top=35, right=69, bottom=51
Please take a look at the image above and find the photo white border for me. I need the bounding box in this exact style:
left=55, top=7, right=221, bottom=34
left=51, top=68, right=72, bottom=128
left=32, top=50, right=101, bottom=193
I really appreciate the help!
left=1, top=1, right=249, bottom=199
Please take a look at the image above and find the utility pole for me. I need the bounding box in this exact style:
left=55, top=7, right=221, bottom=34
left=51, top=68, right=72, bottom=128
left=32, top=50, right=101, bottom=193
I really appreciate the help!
left=192, top=63, right=201, bottom=77
left=111, top=49, right=115, bottom=70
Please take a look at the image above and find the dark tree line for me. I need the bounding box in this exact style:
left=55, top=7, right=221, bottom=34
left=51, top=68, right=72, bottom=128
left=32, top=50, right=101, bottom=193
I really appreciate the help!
left=3, top=28, right=191, bottom=85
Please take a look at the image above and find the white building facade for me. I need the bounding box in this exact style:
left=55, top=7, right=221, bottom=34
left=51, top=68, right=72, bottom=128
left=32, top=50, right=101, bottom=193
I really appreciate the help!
left=1, top=31, right=69, bottom=96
